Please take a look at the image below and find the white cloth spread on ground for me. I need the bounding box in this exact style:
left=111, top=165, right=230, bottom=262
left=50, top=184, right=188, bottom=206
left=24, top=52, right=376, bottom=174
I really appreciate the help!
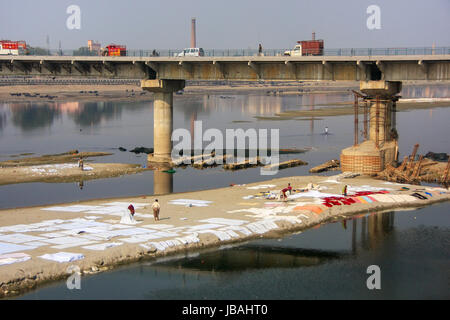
left=0, top=253, right=31, bottom=266
left=168, top=199, right=212, bottom=207
left=82, top=242, right=123, bottom=251
left=0, top=234, right=47, bottom=244
left=120, top=209, right=138, bottom=225
left=198, top=218, right=248, bottom=226
left=288, top=190, right=339, bottom=199
left=0, top=242, right=35, bottom=255
left=39, top=252, right=84, bottom=263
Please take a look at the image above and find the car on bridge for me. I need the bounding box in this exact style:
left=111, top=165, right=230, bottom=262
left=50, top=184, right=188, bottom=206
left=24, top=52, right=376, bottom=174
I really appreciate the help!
left=177, top=48, right=205, bottom=57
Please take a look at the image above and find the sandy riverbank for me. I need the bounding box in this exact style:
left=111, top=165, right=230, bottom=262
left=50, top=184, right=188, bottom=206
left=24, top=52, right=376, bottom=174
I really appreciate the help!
left=0, top=163, right=147, bottom=186
left=0, top=173, right=448, bottom=298
left=0, top=151, right=149, bottom=186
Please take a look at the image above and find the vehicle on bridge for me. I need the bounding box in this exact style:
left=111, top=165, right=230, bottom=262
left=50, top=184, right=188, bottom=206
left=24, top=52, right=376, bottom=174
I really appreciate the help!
left=177, top=48, right=205, bottom=57
left=101, top=44, right=127, bottom=56
left=284, top=32, right=324, bottom=56
left=0, top=40, right=27, bottom=55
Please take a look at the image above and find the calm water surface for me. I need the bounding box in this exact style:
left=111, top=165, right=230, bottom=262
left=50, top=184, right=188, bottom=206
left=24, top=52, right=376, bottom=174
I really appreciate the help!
left=0, top=85, right=449, bottom=209
left=1, top=84, right=449, bottom=299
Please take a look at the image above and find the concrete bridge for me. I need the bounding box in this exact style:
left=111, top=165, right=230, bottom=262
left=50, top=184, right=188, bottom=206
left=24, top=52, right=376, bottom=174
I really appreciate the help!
left=1, top=54, right=449, bottom=166
left=1, top=55, right=449, bottom=81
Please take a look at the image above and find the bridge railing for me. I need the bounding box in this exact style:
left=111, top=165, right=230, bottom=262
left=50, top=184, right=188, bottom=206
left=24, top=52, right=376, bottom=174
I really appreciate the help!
left=23, top=47, right=450, bottom=57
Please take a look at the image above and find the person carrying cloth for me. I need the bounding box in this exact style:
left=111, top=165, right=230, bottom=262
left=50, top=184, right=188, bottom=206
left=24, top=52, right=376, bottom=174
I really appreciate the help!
left=152, top=199, right=160, bottom=221
left=281, top=183, right=292, bottom=201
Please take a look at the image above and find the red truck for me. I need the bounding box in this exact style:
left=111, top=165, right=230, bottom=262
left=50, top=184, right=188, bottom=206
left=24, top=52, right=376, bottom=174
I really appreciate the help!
left=298, top=39, right=324, bottom=56
left=102, top=44, right=126, bottom=56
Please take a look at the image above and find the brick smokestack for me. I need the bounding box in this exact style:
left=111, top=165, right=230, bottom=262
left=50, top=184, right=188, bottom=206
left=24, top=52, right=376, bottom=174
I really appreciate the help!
left=312, top=31, right=315, bottom=41
left=191, top=18, right=196, bottom=48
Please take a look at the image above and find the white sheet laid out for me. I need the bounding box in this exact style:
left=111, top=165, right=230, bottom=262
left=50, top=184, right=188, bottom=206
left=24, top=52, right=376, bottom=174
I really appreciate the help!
left=41, top=236, right=94, bottom=245
left=52, top=240, right=97, bottom=250
left=85, top=216, right=101, bottom=220
left=169, top=199, right=212, bottom=207
left=82, top=242, right=123, bottom=251
left=146, top=242, right=166, bottom=251
left=321, top=179, right=339, bottom=184
left=0, top=253, right=31, bottom=266
left=219, top=225, right=253, bottom=236
left=175, top=235, right=200, bottom=245
left=186, top=224, right=224, bottom=231
left=40, top=232, right=72, bottom=238
left=198, top=218, right=248, bottom=226
left=39, top=252, right=84, bottom=263
left=22, top=241, right=49, bottom=248
left=0, top=224, right=35, bottom=233
left=197, top=230, right=232, bottom=241
left=245, top=221, right=278, bottom=234
left=78, top=233, right=112, bottom=241
left=0, top=242, right=35, bottom=255
left=246, top=184, right=276, bottom=190
left=347, top=185, right=392, bottom=193
left=0, top=234, right=47, bottom=244
left=120, top=210, right=138, bottom=225
left=141, top=224, right=174, bottom=230
left=221, top=229, right=240, bottom=238
left=119, top=231, right=175, bottom=243
left=288, top=190, right=339, bottom=199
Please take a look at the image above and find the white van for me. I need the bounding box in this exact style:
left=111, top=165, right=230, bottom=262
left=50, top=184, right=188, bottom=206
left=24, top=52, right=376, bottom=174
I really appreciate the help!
left=177, top=48, right=205, bottom=57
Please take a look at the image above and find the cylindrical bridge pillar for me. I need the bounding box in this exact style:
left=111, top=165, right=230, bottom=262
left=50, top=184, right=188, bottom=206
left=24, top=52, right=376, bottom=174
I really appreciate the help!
left=153, top=91, right=173, bottom=162
left=141, top=79, right=185, bottom=163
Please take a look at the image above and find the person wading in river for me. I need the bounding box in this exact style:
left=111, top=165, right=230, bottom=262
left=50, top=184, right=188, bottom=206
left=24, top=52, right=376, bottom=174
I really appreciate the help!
left=152, top=199, right=160, bottom=221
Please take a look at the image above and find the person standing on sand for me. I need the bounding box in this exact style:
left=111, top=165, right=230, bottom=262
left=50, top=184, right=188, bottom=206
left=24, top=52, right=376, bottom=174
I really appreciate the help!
left=78, top=156, right=84, bottom=171
left=152, top=199, right=160, bottom=221
left=281, top=183, right=293, bottom=201
left=258, top=43, right=263, bottom=56
left=342, top=185, right=348, bottom=196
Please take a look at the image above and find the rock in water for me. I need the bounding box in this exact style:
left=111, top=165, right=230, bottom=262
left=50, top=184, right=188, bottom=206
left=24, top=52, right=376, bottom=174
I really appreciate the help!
left=129, top=147, right=154, bottom=154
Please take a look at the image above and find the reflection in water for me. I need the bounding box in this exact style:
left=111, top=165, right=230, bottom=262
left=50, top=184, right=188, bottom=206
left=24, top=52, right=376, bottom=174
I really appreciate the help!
left=5, top=100, right=150, bottom=132
left=69, top=102, right=122, bottom=127
left=153, top=246, right=344, bottom=273
left=10, top=102, right=61, bottom=131
left=0, top=108, right=6, bottom=132
left=153, top=170, right=174, bottom=195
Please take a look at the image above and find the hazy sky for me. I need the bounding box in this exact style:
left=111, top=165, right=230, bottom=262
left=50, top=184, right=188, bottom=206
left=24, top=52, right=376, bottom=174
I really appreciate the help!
left=1, top=0, right=449, bottom=50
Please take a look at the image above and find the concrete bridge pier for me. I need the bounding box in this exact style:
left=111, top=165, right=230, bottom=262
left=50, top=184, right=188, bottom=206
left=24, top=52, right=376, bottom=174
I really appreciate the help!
left=341, top=81, right=402, bottom=174
left=141, top=79, right=185, bottom=163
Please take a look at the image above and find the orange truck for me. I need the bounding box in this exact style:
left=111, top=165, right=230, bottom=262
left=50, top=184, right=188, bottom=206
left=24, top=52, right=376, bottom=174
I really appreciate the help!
left=102, top=44, right=126, bottom=56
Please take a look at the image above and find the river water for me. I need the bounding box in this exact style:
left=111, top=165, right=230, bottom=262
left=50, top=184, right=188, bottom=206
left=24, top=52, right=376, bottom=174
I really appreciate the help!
left=1, top=84, right=449, bottom=299
left=0, top=84, right=449, bottom=209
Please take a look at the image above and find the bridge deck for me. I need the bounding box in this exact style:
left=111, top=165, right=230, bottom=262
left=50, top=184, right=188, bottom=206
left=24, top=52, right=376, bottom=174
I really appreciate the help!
left=1, top=55, right=449, bottom=81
